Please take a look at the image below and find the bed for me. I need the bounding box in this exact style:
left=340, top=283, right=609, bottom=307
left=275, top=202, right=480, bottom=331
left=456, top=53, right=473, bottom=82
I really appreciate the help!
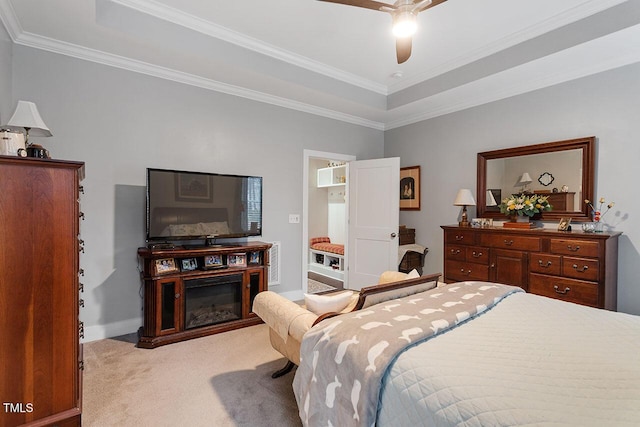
left=292, top=281, right=640, bottom=426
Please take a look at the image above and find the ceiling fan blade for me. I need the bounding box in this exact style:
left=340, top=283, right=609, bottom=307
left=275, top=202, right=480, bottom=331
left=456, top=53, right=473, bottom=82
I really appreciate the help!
left=316, top=0, right=393, bottom=12
left=414, top=0, right=447, bottom=12
left=396, top=37, right=412, bottom=64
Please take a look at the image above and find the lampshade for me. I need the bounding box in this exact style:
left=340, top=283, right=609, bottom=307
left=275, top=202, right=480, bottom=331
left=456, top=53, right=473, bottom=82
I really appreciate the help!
left=6, top=101, right=52, bottom=138
left=486, top=190, right=497, bottom=206
left=518, top=172, right=533, bottom=185
left=454, top=189, right=476, bottom=206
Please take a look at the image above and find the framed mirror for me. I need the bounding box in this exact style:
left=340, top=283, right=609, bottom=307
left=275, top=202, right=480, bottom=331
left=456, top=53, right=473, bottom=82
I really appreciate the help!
left=477, top=136, right=595, bottom=221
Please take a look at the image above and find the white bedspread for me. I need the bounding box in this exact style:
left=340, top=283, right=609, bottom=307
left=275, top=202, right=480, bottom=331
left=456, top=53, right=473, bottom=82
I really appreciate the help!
left=377, top=292, right=640, bottom=426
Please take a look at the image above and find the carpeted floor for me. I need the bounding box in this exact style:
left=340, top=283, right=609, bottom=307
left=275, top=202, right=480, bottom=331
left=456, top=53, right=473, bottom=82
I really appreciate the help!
left=82, top=324, right=301, bottom=426
left=307, top=278, right=336, bottom=294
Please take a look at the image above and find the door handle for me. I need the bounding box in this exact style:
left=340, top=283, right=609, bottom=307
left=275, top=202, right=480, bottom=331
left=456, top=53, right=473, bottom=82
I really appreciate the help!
left=390, top=232, right=397, bottom=238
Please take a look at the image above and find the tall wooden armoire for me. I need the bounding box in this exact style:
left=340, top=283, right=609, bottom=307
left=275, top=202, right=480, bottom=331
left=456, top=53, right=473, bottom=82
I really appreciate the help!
left=0, top=156, right=85, bottom=427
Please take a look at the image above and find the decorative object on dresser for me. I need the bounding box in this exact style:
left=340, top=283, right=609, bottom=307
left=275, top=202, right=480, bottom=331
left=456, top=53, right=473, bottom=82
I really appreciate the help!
left=0, top=156, right=85, bottom=426
left=477, top=136, right=595, bottom=222
left=137, top=242, right=271, bottom=348
left=3, top=100, right=53, bottom=158
left=441, top=225, right=621, bottom=310
left=453, top=188, right=476, bottom=227
left=398, top=226, right=428, bottom=275
left=399, top=165, right=420, bottom=210
left=584, top=197, right=616, bottom=233
left=0, top=128, right=26, bottom=156
left=499, top=193, right=552, bottom=229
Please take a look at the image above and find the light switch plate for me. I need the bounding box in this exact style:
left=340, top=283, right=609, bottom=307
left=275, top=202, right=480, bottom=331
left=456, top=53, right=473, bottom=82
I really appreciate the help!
left=288, top=214, right=300, bottom=224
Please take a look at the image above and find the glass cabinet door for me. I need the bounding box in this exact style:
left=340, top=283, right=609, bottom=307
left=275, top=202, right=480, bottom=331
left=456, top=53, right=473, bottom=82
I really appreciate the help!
left=158, top=278, right=182, bottom=334
left=244, top=269, right=264, bottom=318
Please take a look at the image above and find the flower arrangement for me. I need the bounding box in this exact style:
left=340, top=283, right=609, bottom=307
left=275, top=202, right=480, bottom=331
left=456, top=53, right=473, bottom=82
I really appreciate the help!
left=584, top=197, right=615, bottom=223
left=499, top=193, right=552, bottom=218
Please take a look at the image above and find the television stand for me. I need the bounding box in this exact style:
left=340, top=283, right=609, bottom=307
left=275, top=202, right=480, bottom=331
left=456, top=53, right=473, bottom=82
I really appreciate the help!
left=137, top=241, right=272, bottom=348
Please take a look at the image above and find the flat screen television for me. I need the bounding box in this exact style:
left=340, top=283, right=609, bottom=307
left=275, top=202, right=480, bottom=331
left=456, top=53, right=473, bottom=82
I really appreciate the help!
left=146, top=168, right=262, bottom=243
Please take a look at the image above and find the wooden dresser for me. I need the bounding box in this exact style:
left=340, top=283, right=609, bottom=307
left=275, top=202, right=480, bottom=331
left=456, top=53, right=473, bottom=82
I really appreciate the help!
left=441, top=225, right=621, bottom=310
left=0, top=156, right=85, bottom=426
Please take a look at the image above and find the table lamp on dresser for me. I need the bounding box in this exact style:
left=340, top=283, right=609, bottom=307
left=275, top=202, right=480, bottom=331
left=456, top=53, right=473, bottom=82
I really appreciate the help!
left=454, top=189, right=476, bottom=227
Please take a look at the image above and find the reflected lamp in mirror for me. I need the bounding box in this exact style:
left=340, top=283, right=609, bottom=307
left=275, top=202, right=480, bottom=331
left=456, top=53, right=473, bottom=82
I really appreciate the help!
left=5, top=101, right=52, bottom=148
left=518, top=172, right=533, bottom=192
left=486, top=190, right=497, bottom=207
left=454, top=189, right=476, bottom=227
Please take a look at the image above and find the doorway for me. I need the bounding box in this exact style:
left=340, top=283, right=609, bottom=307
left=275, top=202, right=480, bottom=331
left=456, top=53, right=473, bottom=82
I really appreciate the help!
left=302, top=150, right=355, bottom=293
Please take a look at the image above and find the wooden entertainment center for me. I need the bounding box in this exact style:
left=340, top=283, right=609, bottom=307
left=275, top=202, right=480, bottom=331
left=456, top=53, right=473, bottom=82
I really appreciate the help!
left=137, top=241, right=272, bottom=348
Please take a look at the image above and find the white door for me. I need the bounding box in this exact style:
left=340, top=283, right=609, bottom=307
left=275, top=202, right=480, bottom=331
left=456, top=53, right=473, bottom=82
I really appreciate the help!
left=347, top=157, right=400, bottom=290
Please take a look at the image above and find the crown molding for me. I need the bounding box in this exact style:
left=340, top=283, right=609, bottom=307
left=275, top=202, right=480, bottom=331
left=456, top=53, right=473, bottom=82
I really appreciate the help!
left=0, top=0, right=22, bottom=41
left=109, top=0, right=388, bottom=95
left=385, top=26, right=640, bottom=130
left=12, top=30, right=385, bottom=130
left=387, top=0, right=628, bottom=94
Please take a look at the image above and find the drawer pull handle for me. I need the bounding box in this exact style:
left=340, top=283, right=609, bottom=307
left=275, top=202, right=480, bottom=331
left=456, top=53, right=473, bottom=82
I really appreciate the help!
left=455, top=235, right=464, bottom=241
left=450, top=249, right=461, bottom=255
left=567, top=245, right=580, bottom=252
left=572, top=264, right=589, bottom=272
left=538, top=260, right=552, bottom=268
left=459, top=268, right=472, bottom=276
left=472, top=251, right=483, bottom=258
left=504, top=239, right=514, bottom=246
left=553, top=285, right=571, bottom=295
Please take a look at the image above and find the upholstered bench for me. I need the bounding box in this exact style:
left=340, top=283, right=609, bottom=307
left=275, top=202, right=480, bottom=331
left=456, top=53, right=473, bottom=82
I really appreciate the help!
left=253, top=271, right=441, bottom=377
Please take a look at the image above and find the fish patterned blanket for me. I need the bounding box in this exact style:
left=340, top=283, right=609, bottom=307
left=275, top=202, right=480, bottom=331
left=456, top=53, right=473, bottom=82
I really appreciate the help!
left=292, top=281, right=523, bottom=427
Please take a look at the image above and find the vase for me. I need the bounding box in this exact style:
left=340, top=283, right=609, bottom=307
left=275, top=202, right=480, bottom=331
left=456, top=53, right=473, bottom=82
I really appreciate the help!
left=515, top=215, right=530, bottom=223
left=594, top=221, right=604, bottom=233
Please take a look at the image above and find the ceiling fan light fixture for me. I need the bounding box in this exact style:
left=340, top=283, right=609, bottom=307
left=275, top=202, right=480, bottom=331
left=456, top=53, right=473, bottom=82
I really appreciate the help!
left=392, top=11, right=417, bottom=38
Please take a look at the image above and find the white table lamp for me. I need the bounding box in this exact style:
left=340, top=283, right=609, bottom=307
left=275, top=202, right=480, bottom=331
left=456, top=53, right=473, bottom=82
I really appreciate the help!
left=6, top=101, right=52, bottom=147
left=454, top=189, right=476, bottom=227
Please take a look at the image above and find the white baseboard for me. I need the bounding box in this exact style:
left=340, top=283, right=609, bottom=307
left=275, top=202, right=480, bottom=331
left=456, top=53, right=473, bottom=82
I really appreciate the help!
left=83, top=317, right=142, bottom=343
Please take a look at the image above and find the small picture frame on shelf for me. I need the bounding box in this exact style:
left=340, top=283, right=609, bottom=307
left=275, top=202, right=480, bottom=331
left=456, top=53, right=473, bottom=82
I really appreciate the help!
left=155, top=258, right=178, bottom=275
left=203, top=254, right=223, bottom=269
left=558, top=217, right=572, bottom=231
left=228, top=253, right=247, bottom=267
left=248, top=251, right=261, bottom=265
left=180, top=258, right=198, bottom=272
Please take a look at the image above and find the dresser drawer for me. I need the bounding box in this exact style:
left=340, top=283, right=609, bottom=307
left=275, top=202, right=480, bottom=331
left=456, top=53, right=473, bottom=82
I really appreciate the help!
left=445, top=245, right=467, bottom=261
left=445, top=260, right=489, bottom=282
left=550, top=239, right=599, bottom=257
left=529, top=273, right=598, bottom=307
left=465, top=246, right=489, bottom=265
left=479, top=234, right=541, bottom=251
left=445, top=230, right=477, bottom=246
left=530, top=253, right=561, bottom=276
left=562, top=256, right=599, bottom=282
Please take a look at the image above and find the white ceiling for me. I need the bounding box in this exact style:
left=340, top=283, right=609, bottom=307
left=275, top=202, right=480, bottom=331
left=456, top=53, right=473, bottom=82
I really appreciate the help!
left=1, top=0, right=640, bottom=129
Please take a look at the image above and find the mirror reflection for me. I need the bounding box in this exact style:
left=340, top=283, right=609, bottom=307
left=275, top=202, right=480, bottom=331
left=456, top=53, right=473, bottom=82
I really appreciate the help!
left=486, top=149, right=583, bottom=212
left=477, top=137, right=594, bottom=221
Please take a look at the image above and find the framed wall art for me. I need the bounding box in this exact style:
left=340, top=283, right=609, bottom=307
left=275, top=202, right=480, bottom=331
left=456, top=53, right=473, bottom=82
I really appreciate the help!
left=400, top=166, right=420, bottom=211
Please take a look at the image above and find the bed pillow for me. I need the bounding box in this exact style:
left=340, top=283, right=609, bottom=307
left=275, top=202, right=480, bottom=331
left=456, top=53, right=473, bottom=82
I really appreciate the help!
left=304, top=291, right=354, bottom=315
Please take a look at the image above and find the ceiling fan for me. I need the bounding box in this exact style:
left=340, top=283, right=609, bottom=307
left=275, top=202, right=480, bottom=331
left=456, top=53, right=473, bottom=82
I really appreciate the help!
left=317, top=0, right=447, bottom=64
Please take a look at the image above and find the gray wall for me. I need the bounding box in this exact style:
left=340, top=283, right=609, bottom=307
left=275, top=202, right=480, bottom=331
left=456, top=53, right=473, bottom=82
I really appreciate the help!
left=386, top=62, right=640, bottom=316
left=0, top=22, right=12, bottom=122
left=11, top=45, right=384, bottom=340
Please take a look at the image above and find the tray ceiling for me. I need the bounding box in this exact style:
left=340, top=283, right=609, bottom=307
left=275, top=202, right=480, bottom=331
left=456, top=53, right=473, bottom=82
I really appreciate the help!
left=1, top=0, right=639, bottom=129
